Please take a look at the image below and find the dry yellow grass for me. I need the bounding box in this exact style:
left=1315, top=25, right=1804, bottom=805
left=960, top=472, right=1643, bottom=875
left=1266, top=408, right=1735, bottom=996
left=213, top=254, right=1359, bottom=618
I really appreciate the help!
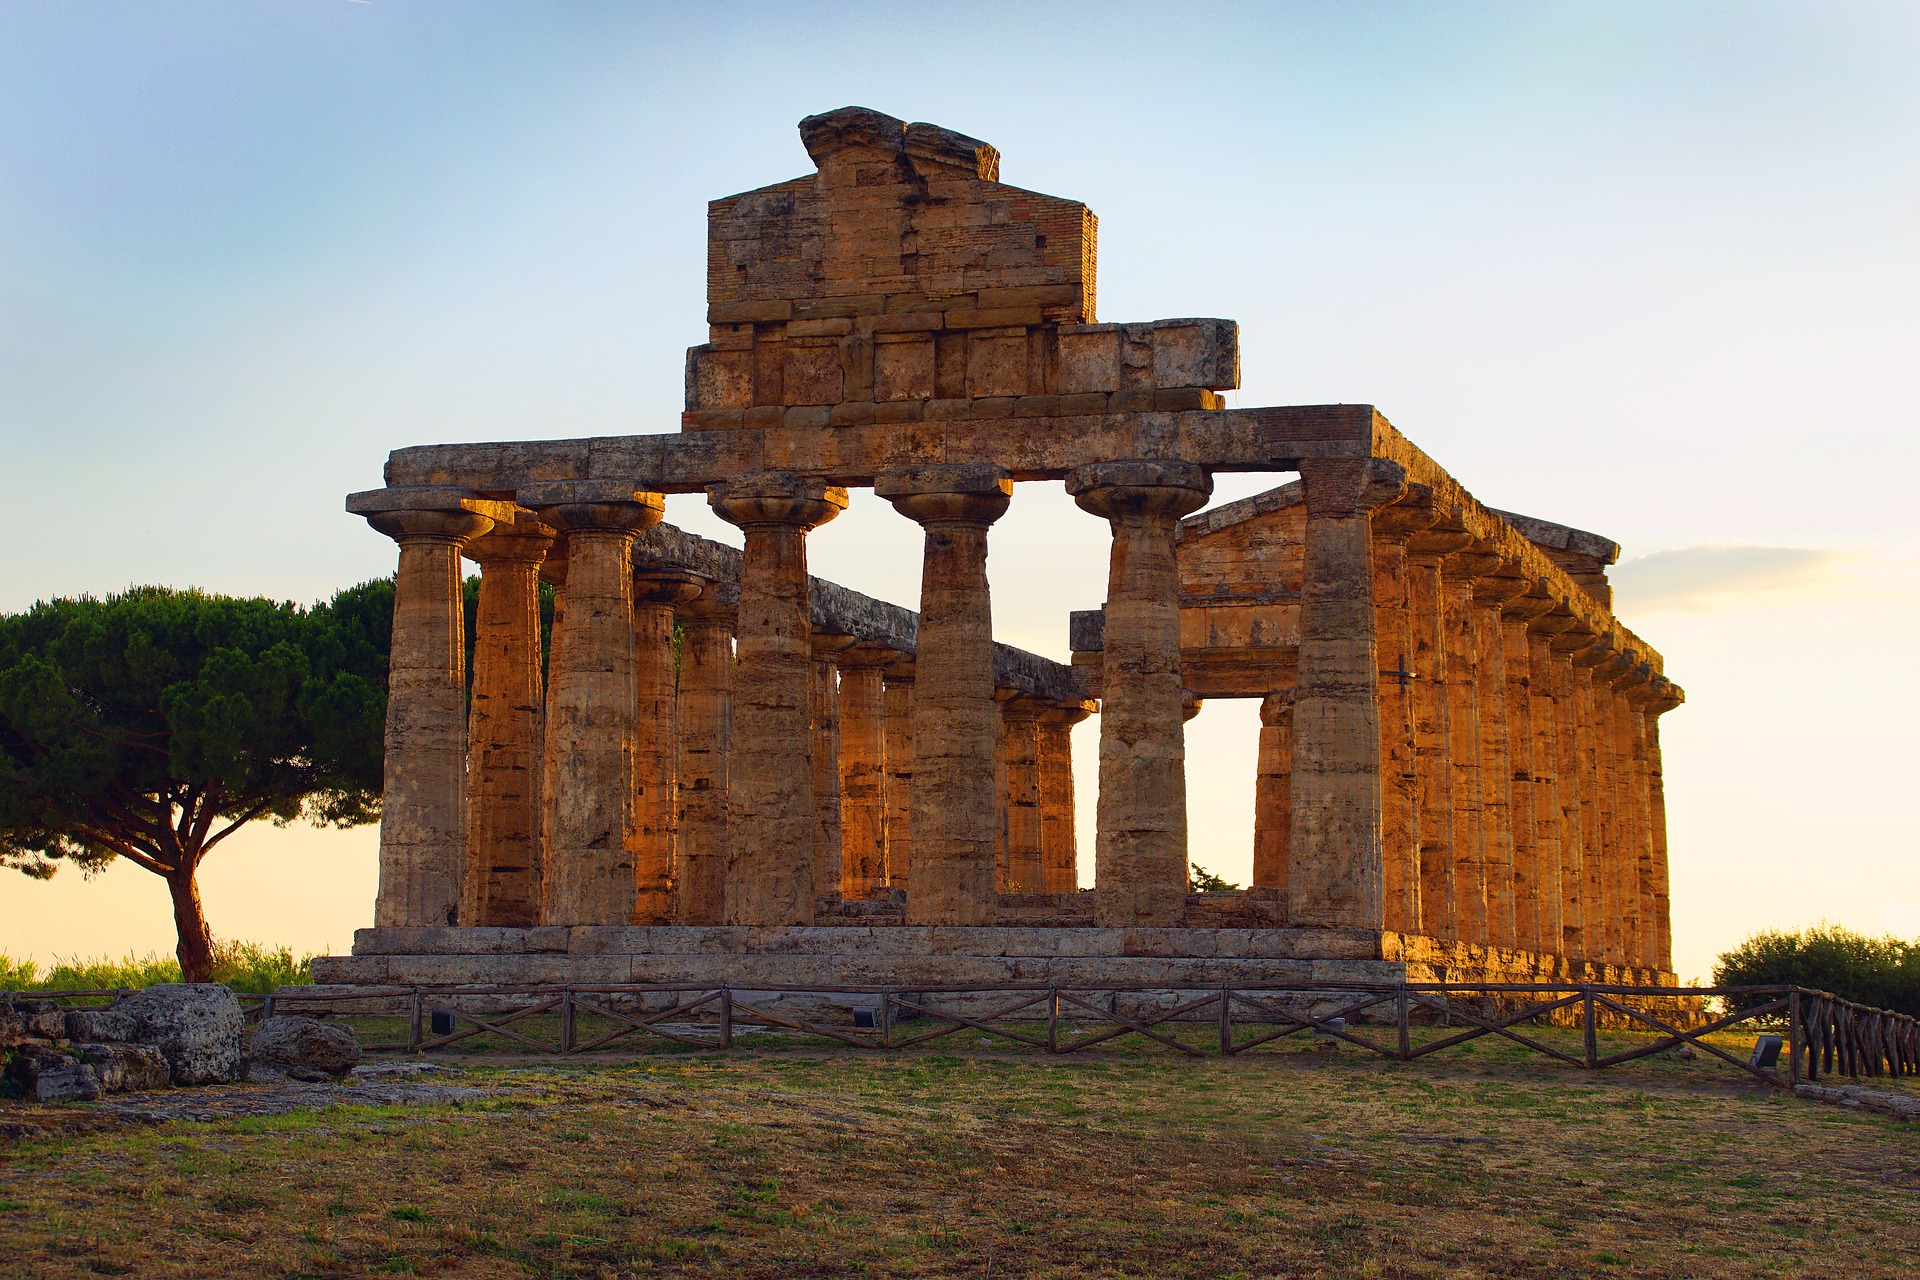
left=2, top=1037, right=1917, bottom=1278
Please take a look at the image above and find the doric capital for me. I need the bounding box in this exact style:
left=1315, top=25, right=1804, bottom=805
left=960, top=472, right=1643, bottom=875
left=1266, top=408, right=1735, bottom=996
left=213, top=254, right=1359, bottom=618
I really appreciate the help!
left=463, top=512, right=556, bottom=567
left=1259, top=688, right=1295, bottom=726
left=877, top=463, right=1013, bottom=528
left=810, top=629, right=859, bottom=661
left=1646, top=677, right=1686, bottom=716
left=1441, top=539, right=1509, bottom=583
left=1182, top=692, right=1204, bottom=723
left=1066, top=459, right=1211, bottom=521
left=1471, top=573, right=1531, bottom=607
left=708, top=472, right=848, bottom=531
left=631, top=569, right=705, bottom=608
left=520, top=480, right=665, bottom=537
left=1500, top=590, right=1559, bottom=624
left=836, top=642, right=903, bottom=670
left=1370, top=483, right=1440, bottom=541
left=1295, top=457, right=1406, bottom=519
left=1035, top=697, right=1096, bottom=728
left=884, top=656, right=917, bottom=684
left=347, top=486, right=514, bottom=545
left=1405, top=505, right=1475, bottom=560
left=1000, top=694, right=1048, bottom=723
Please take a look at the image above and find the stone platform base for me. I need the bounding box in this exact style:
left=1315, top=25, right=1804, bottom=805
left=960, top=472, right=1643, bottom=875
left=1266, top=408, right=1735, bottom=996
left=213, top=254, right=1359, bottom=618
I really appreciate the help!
left=312, top=925, right=1676, bottom=991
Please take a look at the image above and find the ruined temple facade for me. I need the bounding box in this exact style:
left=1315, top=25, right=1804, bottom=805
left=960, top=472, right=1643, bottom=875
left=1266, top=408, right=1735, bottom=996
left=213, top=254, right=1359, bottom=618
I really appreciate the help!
left=318, top=108, right=1681, bottom=990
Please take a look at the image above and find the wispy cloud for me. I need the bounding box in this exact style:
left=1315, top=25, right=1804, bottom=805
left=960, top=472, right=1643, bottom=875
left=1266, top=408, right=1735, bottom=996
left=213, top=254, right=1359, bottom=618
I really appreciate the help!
left=1611, top=544, right=1859, bottom=613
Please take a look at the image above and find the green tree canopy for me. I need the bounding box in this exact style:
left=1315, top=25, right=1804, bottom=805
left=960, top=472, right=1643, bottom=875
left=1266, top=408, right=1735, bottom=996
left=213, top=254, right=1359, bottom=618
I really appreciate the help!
left=1714, top=923, right=1920, bottom=1016
left=0, top=582, right=393, bottom=981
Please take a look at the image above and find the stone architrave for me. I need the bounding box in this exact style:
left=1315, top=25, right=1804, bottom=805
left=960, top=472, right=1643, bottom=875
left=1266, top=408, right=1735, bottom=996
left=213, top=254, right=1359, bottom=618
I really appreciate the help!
left=522, top=481, right=665, bottom=927
left=837, top=644, right=895, bottom=899
left=348, top=487, right=508, bottom=929
left=1470, top=572, right=1528, bottom=952
left=1035, top=699, right=1093, bottom=893
left=709, top=472, right=848, bottom=926
left=1251, top=690, right=1294, bottom=892
left=461, top=513, right=554, bottom=928
left=1404, top=528, right=1469, bottom=940
left=1285, top=457, right=1408, bottom=930
left=809, top=630, right=857, bottom=901
left=1438, top=546, right=1499, bottom=945
left=877, top=464, right=1011, bottom=925
left=1372, top=495, right=1436, bottom=935
left=675, top=592, right=733, bottom=924
left=632, top=569, right=704, bottom=924
left=882, top=660, right=915, bottom=889
left=1068, top=459, right=1214, bottom=928
left=1001, top=697, right=1045, bottom=893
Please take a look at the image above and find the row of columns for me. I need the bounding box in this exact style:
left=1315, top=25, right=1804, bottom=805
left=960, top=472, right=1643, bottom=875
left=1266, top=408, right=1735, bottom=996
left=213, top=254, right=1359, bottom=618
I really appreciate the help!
left=1250, top=480, right=1677, bottom=971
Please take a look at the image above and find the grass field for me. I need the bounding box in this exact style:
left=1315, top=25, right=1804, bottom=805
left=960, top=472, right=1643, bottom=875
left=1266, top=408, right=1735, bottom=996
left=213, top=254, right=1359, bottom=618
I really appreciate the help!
left=2, top=1032, right=1917, bottom=1278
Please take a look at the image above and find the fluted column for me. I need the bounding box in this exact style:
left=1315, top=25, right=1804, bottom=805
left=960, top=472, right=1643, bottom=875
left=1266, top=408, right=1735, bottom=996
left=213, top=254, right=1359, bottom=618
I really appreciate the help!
left=993, top=686, right=1017, bottom=889
left=1067, top=460, right=1213, bottom=927
left=1546, top=615, right=1596, bottom=962
left=878, top=464, right=1011, bottom=925
left=1566, top=641, right=1612, bottom=965
left=523, top=481, right=664, bottom=926
left=1645, top=680, right=1682, bottom=972
left=1251, top=690, right=1294, bottom=893
left=809, top=630, right=856, bottom=902
left=1574, top=645, right=1622, bottom=966
left=1524, top=608, right=1569, bottom=960
left=1607, top=661, right=1653, bottom=971
left=1371, top=495, right=1435, bottom=935
left=674, top=591, right=733, bottom=924
left=1036, top=699, right=1093, bottom=893
left=631, top=570, right=703, bottom=924
left=1438, top=545, right=1499, bottom=944
left=709, top=472, right=848, bottom=926
left=1001, top=697, right=1045, bottom=892
left=1470, top=573, right=1527, bottom=951
left=1285, top=457, right=1408, bottom=930
left=1405, top=525, right=1470, bottom=939
left=837, top=644, right=895, bottom=900
left=1499, top=592, right=1556, bottom=956
left=350, top=487, right=503, bottom=929
left=882, top=660, right=915, bottom=890
left=461, top=514, right=554, bottom=927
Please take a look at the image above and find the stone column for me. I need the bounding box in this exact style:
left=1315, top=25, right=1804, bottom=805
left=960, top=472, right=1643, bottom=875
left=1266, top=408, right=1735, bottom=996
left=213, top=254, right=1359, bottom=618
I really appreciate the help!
left=1567, top=643, right=1613, bottom=966
left=1284, top=457, right=1408, bottom=930
left=882, top=660, right=915, bottom=890
left=993, top=686, right=1017, bottom=890
left=1499, top=592, right=1556, bottom=956
left=1437, top=545, right=1499, bottom=945
left=1578, top=647, right=1624, bottom=966
left=1606, top=661, right=1652, bottom=971
left=461, top=513, right=554, bottom=928
left=348, top=487, right=504, bottom=929
left=1036, top=699, right=1093, bottom=893
left=1251, top=690, right=1294, bottom=893
left=538, top=558, right=568, bottom=914
left=1067, top=460, right=1213, bottom=928
left=1405, top=527, right=1469, bottom=939
left=1002, top=697, right=1045, bottom=892
left=877, top=464, right=1011, bottom=926
left=1524, top=610, right=1569, bottom=961
left=708, top=472, right=847, bottom=926
left=1645, top=680, right=1682, bottom=972
left=836, top=644, right=895, bottom=900
left=674, top=591, right=733, bottom=925
left=631, top=569, right=703, bottom=924
left=522, top=481, right=664, bottom=927
left=1371, top=496, right=1435, bottom=936
left=1470, top=573, right=1528, bottom=952
left=809, top=630, right=856, bottom=902
left=1546, top=618, right=1596, bottom=963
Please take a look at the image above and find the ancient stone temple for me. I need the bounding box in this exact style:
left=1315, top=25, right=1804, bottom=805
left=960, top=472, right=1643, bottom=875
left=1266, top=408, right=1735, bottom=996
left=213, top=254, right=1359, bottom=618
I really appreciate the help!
left=317, top=107, right=1683, bottom=992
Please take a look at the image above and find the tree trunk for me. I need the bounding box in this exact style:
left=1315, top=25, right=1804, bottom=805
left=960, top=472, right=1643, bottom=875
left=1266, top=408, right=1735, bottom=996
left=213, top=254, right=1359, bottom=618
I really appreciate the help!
left=167, top=868, right=216, bottom=983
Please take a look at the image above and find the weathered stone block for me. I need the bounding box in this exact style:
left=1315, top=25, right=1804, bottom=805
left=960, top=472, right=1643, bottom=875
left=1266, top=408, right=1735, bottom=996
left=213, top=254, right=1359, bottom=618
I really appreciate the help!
left=783, top=344, right=844, bottom=404
left=686, top=344, right=754, bottom=410
left=78, top=1043, right=171, bottom=1094
left=1057, top=325, right=1122, bottom=394
left=118, top=984, right=246, bottom=1085
left=965, top=332, right=1029, bottom=397
left=874, top=334, right=936, bottom=401
left=1148, top=319, right=1239, bottom=390
left=251, top=1016, right=361, bottom=1080
left=64, top=1009, right=138, bottom=1043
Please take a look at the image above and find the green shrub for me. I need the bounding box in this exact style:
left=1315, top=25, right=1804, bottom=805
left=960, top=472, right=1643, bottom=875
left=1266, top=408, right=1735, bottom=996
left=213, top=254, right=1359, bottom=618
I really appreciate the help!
left=0, top=940, right=315, bottom=993
left=1713, top=924, right=1920, bottom=1016
left=1189, top=862, right=1240, bottom=893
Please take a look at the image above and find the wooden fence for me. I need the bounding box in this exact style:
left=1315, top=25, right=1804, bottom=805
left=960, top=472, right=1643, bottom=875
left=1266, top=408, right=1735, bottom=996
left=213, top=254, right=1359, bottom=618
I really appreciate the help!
left=12, top=981, right=1914, bottom=1089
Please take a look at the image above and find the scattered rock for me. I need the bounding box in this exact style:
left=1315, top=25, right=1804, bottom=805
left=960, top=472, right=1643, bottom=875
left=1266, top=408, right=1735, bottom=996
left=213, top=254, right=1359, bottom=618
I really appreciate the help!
left=350, top=1060, right=464, bottom=1080
left=251, top=1016, right=360, bottom=1081
left=65, top=1008, right=139, bottom=1044
left=118, top=984, right=246, bottom=1085
left=1660, top=1042, right=1697, bottom=1060
left=78, top=1043, right=172, bottom=1094
left=21, top=1011, right=68, bottom=1040
left=1795, top=1083, right=1920, bottom=1123
left=4, top=1043, right=101, bottom=1102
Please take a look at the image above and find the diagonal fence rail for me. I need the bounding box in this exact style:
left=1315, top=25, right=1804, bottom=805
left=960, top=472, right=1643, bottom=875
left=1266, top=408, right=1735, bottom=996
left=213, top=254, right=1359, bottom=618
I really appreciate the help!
left=10, top=982, right=1915, bottom=1089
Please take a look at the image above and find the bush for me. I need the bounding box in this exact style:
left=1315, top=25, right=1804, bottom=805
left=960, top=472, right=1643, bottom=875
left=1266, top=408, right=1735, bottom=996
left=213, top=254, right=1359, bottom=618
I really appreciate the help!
left=1713, top=924, right=1920, bottom=1016
left=0, top=940, right=315, bottom=993
left=1190, top=862, right=1241, bottom=893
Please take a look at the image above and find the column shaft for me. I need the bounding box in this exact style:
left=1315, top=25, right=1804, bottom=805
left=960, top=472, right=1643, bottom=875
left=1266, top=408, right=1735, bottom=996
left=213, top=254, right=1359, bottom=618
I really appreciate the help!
left=809, top=638, right=852, bottom=901
left=1286, top=457, right=1407, bottom=929
left=462, top=519, right=552, bottom=927
left=1524, top=630, right=1566, bottom=960
left=1570, top=662, right=1610, bottom=965
left=882, top=670, right=914, bottom=890
left=1373, top=532, right=1423, bottom=934
left=1499, top=612, right=1540, bottom=954
left=1440, top=573, right=1487, bottom=943
left=1471, top=599, right=1516, bottom=949
left=1406, top=550, right=1456, bottom=939
left=674, top=604, right=733, bottom=924
left=632, top=572, right=701, bottom=924
left=1551, top=654, right=1590, bottom=962
left=1003, top=702, right=1044, bottom=892
left=837, top=650, right=892, bottom=899
left=1645, top=699, right=1677, bottom=972
left=1036, top=702, right=1091, bottom=893
left=1252, top=691, right=1294, bottom=893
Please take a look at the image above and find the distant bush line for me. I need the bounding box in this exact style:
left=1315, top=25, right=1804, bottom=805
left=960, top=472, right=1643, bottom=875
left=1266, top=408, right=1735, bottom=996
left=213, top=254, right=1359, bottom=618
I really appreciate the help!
left=1714, top=924, right=1920, bottom=1016
left=0, top=941, right=316, bottom=993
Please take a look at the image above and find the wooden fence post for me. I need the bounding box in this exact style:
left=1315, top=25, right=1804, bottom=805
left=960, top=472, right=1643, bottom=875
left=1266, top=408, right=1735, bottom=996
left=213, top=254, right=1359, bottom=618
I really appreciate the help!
left=408, top=987, right=423, bottom=1054
left=1582, top=986, right=1598, bottom=1069
left=1397, top=985, right=1412, bottom=1060
left=1217, top=982, right=1232, bottom=1055
left=1787, top=989, right=1802, bottom=1086
left=559, top=987, right=575, bottom=1054
left=718, top=985, right=732, bottom=1050
left=1047, top=985, right=1059, bottom=1054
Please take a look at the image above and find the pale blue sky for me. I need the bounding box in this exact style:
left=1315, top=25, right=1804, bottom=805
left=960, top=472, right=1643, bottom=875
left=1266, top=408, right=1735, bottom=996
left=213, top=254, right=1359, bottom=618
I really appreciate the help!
left=4, top=2, right=1916, bottom=980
